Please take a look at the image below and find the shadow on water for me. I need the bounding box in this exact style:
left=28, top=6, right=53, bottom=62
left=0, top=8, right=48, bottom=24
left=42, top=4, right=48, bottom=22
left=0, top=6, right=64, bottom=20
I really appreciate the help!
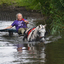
left=45, top=33, right=64, bottom=64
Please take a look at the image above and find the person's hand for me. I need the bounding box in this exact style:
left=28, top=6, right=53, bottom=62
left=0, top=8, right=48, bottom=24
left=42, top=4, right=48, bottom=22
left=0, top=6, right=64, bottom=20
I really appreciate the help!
left=22, top=18, right=25, bottom=21
left=22, top=18, right=29, bottom=24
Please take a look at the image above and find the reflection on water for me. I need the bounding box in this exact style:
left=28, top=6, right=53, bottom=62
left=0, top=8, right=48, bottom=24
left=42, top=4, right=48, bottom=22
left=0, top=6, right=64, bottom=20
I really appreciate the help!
left=0, top=20, right=46, bottom=64
left=0, top=20, right=63, bottom=64
left=13, top=43, right=46, bottom=64
left=0, top=43, right=46, bottom=64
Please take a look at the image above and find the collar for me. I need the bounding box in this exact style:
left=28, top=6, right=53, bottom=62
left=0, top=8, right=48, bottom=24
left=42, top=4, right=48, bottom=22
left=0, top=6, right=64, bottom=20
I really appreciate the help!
left=17, top=19, right=22, bottom=21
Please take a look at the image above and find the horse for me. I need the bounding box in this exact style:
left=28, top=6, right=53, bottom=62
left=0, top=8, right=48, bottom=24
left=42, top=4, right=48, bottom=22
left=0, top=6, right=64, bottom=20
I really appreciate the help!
left=23, top=24, right=46, bottom=42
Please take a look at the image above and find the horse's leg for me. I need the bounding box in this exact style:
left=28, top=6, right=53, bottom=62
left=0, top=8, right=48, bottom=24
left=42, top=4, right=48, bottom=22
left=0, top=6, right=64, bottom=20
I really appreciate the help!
left=23, top=33, right=27, bottom=41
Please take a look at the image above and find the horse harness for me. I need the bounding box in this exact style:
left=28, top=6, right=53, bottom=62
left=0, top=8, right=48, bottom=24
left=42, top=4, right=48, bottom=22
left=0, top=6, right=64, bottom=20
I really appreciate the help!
left=27, top=28, right=35, bottom=37
left=26, top=28, right=45, bottom=39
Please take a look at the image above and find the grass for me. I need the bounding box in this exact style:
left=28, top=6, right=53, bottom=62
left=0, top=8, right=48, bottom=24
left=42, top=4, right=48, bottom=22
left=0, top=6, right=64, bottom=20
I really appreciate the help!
left=0, top=0, right=31, bottom=6
left=0, top=0, right=41, bottom=10
left=0, top=0, right=16, bottom=5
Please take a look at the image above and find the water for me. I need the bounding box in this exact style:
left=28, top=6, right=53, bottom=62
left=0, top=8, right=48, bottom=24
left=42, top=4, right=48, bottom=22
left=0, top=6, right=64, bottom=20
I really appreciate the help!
left=0, top=20, right=63, bottom=64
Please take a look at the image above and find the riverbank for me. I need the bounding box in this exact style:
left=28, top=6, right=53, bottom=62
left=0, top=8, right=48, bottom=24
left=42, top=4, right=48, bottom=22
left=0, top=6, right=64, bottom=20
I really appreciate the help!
left=0, top=4, right=43, bottom=21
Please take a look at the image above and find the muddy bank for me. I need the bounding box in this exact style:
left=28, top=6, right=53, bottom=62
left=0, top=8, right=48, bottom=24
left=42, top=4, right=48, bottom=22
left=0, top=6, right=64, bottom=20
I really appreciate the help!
left=0, top=5, right=43, bottom=21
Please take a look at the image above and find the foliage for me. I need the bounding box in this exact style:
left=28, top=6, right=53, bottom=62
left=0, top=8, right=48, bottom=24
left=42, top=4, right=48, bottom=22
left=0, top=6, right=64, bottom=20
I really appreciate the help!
left=0, top=0, right=64, bottom=35
left=25, top=0, right=64, bottom=35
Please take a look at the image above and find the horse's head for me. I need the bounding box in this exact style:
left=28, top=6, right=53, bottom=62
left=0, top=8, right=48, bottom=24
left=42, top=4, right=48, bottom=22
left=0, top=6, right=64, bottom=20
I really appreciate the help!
left=37, top=24, right=46, bottom=42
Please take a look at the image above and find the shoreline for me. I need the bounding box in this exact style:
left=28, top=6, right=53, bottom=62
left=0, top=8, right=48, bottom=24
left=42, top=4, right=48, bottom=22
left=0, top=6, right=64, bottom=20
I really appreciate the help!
left=0, top=5, right=43, bottom=21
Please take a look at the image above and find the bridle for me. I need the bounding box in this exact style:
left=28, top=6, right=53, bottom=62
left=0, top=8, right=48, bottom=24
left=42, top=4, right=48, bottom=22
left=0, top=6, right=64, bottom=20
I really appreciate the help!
left=37, top=30, right=45, bottom=39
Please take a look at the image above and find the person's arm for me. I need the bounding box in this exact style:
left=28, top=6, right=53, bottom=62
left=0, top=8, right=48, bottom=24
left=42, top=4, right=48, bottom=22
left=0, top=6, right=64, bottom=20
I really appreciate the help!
left=24, top=20, right=29, bottom=24
left=4, top=25, right=13, bottom=29
left=4, top=20, right=16, bottom=29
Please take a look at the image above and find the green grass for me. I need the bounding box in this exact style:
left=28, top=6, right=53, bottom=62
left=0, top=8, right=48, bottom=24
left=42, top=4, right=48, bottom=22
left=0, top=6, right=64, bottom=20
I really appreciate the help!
left=0, top=0, right=16, bottom=5
left=0, top=0, right=31, bottom=6
left=0, top=0, right=41, bottom=10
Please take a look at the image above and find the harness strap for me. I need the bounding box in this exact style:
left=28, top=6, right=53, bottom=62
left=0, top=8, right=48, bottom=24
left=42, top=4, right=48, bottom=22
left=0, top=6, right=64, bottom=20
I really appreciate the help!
left=27, top=28, right=35, bottom=37
left=40, top=36, right=45, bottom=39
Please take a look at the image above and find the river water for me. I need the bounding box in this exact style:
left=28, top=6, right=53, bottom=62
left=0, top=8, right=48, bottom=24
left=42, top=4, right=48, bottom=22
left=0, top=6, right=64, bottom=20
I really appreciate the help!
left=0, top=19, right=63, bottom=64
